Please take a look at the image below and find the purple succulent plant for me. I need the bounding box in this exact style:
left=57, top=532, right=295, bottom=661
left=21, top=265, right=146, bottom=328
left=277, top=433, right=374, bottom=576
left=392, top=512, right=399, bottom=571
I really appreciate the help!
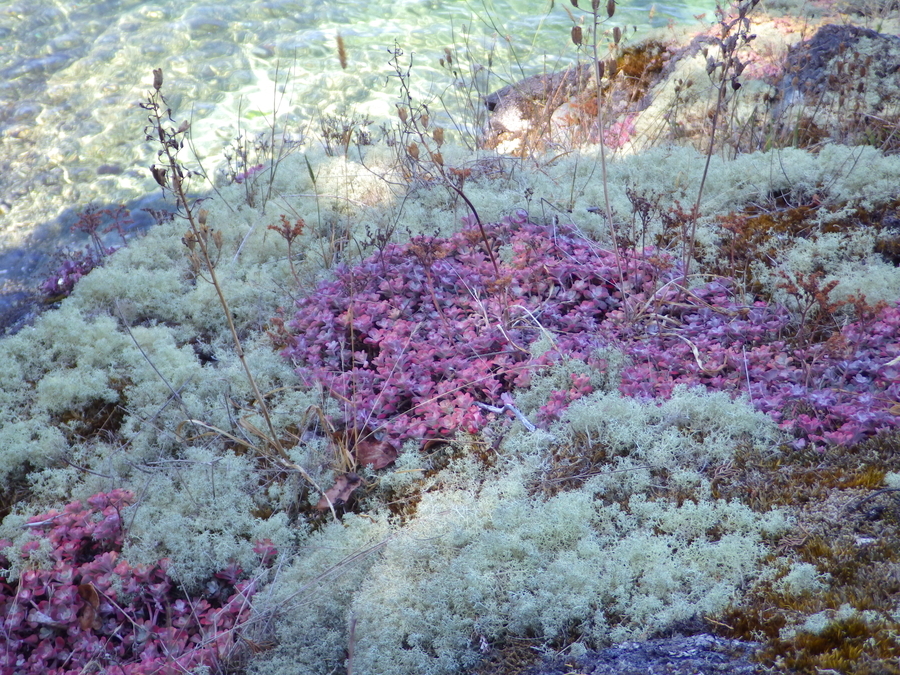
left=0, top=491, right=274, bottom=675
left=282, top=212, right=900, bottom=450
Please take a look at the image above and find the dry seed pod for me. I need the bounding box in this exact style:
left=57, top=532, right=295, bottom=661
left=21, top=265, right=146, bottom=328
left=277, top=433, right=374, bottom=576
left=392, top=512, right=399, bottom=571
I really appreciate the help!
left=606, top=58, right=618, bottom=78
left=607, top=0, right=615, bottom=18
left=571, top=0, right=578, bottom=6
left=572, top=25, right=583, bottom=46
left=613, top=26, right=621, bottom=44
left=153, top=68, right=163, bottom=91
left=432, top=151, right=443, bottom=166
left=150, top=165, right=167, bottom=189
left=407, top=142, right=419, bottom=160
left=198, top=208, right=208, bottom=226
left=596, top=60, right=605, bottom=80
left=432, top=127, right=444, bottom=146
left=421, top=113, right=429, bottom=129
left=398, top=106, right=408, bottom=123
left=336, top=32, right=347, bottom=70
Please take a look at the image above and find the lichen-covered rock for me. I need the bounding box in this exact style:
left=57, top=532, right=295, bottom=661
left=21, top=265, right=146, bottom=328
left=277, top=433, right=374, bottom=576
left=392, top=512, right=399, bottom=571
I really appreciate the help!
left=772, top=24, right=900, bottom=145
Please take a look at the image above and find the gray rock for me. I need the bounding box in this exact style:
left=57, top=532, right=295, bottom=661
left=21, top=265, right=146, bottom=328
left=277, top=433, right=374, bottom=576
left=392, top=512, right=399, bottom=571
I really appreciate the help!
left=483, top=64, right=596, bottom=137
left=521, top=634, right=768, bottom=675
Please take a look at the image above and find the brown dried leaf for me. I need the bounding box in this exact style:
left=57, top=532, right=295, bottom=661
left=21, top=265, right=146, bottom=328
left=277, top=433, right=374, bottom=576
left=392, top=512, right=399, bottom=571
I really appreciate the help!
left=78, top=583, right=100, bottom=631
left=355, top=437, right=398, bottom=470
left=421, top=438, right=448, bottom=453
left=316, top=472, right=362, bottom=510
left=150, top=165, right=168, bottom=189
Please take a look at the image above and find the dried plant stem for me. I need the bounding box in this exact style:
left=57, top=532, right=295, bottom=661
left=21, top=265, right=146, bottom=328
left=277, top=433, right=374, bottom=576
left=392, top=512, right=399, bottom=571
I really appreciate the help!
left=685, top=70, right=727, bottom=280
left=441, top=179, right=500, bottom=278
left=389, top=44, right=501, bottom=279
left=144, top=69, right=335, bottom=518
left=684, top=0, right=758, bottom=280
left=590, top=2, right=626, bottom=314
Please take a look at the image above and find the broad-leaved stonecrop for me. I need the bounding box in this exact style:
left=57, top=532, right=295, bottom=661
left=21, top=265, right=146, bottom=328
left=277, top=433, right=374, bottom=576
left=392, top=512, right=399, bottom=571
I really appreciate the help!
left=284, top=212, right=900, bottom=450
left=0, top=490, right=276, bottom=675
left=283, top=211, right=669, bottom=444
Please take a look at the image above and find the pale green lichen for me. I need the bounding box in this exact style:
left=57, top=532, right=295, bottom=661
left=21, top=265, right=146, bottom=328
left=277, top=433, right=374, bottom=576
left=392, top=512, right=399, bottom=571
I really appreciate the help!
left=249, top=389, right=788, bottom=675
left=751, top=230, right=900, bottom=312
left=246, top=513, right=392, bottom=675
left=120, top=447, right=294, bottom=590
left=3, top=136, right=899, bottom=673
left=513, top=349, right=622, bottom=419
left=775, top=562, right=831, bottom=598
left=559, top=385, right=782, bottom=498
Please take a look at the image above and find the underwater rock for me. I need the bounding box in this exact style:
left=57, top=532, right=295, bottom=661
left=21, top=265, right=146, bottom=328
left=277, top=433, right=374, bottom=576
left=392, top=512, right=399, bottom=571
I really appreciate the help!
left=483, top=64, right=596, bottom=140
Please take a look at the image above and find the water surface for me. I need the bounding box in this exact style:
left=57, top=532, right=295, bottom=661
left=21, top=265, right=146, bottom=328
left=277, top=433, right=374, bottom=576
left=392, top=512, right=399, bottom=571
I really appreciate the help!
left=0, top=0, right=713, bottom=307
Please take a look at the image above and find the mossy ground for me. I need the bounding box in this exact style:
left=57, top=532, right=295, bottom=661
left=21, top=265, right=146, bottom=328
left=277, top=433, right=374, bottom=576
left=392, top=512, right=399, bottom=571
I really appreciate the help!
left=717, top=431, right=900, bottom=673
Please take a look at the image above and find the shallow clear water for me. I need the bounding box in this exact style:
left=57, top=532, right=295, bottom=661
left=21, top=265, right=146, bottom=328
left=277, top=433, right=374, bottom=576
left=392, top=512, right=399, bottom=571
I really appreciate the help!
left=0, top=0, right=714, bottom=293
